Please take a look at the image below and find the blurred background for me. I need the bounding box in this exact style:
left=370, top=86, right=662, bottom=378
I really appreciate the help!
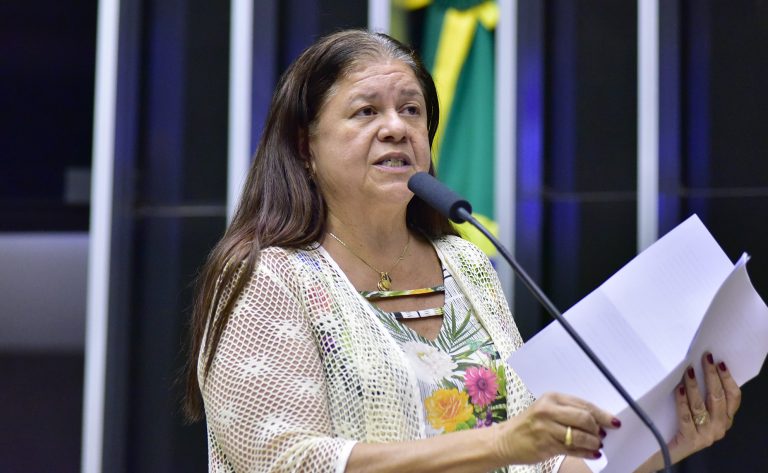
left=1, top=0, right=766, bottom=472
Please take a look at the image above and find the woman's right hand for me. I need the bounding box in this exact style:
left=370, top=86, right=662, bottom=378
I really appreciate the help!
left=490, top=392, right=619, bottom=465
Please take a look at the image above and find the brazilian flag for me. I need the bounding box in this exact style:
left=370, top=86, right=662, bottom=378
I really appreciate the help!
left=400, top=0, right=499, bottom=256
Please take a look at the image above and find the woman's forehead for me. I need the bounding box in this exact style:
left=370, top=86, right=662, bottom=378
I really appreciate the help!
left=344, top=58, right=415, bottom=80
left=332, top=60, right=422, bottom=97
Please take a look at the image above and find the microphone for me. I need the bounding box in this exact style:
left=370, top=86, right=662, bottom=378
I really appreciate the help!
left=408, top=172, right=672, bottom=472
left=407, top=172, right=473, bottom=223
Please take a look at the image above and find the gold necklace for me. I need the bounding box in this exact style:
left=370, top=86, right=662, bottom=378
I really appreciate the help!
left=327, top=231, right=410, bottom=291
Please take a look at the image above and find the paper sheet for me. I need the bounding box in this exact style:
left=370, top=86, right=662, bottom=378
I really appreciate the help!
left=507, top=215, right=768, bottom=472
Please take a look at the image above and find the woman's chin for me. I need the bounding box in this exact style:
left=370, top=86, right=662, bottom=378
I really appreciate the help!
left=367, top=185, right=415, bottom=210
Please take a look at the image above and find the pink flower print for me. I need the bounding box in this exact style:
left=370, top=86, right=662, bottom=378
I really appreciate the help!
left=464, top=366, right=498, bottom=408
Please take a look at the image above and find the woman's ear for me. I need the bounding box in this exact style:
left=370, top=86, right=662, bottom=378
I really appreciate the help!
left=298, top=129, right=316, bottom=178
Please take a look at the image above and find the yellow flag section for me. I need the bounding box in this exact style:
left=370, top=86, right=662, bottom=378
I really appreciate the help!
left=401, top=0, right=500, bottom=257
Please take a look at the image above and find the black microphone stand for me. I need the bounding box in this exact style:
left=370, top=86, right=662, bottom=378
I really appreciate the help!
left=456, top=208, right=673, bottom=473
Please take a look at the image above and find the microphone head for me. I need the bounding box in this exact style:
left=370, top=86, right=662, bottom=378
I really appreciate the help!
left=408, top=172, right=472, bottom=223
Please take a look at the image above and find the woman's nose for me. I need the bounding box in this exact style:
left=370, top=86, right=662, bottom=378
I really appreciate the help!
left=377, top=111, right=407, bottom=142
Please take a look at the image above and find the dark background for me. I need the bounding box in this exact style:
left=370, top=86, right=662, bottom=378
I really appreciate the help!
left=1, top=0, right=765, bottom=471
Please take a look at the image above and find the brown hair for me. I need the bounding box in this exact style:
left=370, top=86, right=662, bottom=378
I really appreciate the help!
left=183, top=30, right=457, bottom=421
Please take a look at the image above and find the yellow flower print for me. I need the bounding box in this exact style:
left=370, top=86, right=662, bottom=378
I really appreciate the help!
left=425, top=388, right=475, bottom=432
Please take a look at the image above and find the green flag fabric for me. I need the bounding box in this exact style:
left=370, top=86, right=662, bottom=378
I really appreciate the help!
left=401, top=0, right=499, bottom=256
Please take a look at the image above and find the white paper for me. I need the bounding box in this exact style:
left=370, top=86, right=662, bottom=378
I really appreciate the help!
left=507, top=215, right=768, bottom=472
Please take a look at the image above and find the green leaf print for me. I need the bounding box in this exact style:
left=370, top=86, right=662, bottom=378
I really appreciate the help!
left=454, top=419, right=476, bottom=431
left=491, top=360, right=507, bottom=396
left=434, top=331, right=451, bottom=353
left=372, top=305, right=424, bottom=345
left=448, top=304, right=471, bottom=336
left=454, top=361, right=477, bottom=373
left=440, top=379, right=459, bottom=391
left=437, top=305, right=484, bottom=355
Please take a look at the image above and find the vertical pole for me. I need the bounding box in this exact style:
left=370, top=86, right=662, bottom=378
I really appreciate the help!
left=82, top=0, right=120, bottom=471
left=638, top=0, right=659, bottom=250
left=368, top=0, right=391, bottom=33
left=496, top=0, right=517, bottom=302
left=227, top=0, right=254, bottom=221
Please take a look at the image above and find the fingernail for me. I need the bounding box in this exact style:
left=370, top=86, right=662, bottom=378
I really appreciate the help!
left=678, top=385, right=686, bottom=396
left=687, top=367, right=695, bottom=379
left=611, top=418, right=622, bottom=428
left=718, top=361, right=727, bottom=371
left=599, top=428, right=607, bottom=438
left=600, top=442, right=604, bottom=449
left=707, top=353, right=715, bottom=364
left=593, top=451, right=602, bottom=459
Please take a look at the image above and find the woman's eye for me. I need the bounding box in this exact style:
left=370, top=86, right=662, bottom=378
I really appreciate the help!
left=403, top=105, right=420, bottom=115
left=356, top=107, right=375, bottom=117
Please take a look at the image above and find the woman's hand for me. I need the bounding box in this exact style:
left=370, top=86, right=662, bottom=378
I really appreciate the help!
left=491, top=392, right=619, bottom=465
left=670, top=352, right=741, bottom=457
left=638, top=352, right=741, bottom=472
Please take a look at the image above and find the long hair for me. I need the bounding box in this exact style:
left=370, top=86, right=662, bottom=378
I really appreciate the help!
left=183, top=30, right=457, bottom=421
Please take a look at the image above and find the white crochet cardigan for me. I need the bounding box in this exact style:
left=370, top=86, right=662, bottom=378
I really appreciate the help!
left=200, top=235, right=559, bottom=472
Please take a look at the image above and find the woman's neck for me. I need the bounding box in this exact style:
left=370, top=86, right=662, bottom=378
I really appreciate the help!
left=324, top=206, right=411, bottom=255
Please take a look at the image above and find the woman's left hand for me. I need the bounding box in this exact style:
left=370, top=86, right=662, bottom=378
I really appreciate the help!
left=637, top=352, right=742, bottom=472
left=669, top=352, right=741, bottom=455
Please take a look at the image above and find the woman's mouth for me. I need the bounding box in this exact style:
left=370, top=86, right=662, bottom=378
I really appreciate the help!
left=380, top=158, right=407, bottom=167
left=374, top=153, right=412, bottom=168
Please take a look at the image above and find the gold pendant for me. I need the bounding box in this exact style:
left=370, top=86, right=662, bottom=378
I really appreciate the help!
left=377, top=273, right=392, bottom=291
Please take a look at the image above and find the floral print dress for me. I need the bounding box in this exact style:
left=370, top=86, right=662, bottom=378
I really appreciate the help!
left=366, top=264, right=510, bottom=439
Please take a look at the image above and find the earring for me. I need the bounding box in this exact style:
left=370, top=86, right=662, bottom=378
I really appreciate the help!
left=305, top=160, right=316, bottom=180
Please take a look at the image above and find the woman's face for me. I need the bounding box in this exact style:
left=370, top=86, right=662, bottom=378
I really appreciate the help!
left=308, top=59, right=431, bottom=214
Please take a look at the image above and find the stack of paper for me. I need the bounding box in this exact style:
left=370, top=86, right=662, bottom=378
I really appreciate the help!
left=507, top=215, right=768, bottom=472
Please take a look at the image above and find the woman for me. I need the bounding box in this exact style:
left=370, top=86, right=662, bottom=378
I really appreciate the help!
left=184, top=30, right=740, bottom=472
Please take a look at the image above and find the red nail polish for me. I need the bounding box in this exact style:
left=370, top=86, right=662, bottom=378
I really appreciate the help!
left=687, top=367, right=695, bottom=379
left=707, top=353, right=715, bottom=364
left=593, top=451, right=602, bottom=459
left=679, top=385, right=686, bottom=396
left=599, top=428, right=607, bottom=438
left=611, top=418, right=622, bottom=428
left=718, top=361, right=727, bottom=371
left=600, top=442, right=604, bottom=449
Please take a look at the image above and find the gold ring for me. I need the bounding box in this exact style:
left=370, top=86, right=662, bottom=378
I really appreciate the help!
left=694, top=412, right=709, bottom=426
left=564, top=425, right=573, bottom=447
